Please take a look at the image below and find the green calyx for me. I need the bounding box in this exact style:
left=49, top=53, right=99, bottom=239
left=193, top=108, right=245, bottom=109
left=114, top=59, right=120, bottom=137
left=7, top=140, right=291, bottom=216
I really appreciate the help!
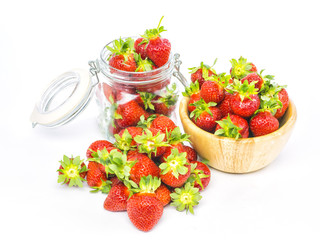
left=182, top=80, right=200, bottom=97
left=186, top=163, right=210, bottom=190
left=166, top=127, right=190, bottom=145
left=189, top=98, right=217, bottom=121
left=137, top=91, right=156, bottom=111
left=88, top=147, right=111, bottom=166
left=134, top=54, right=155, bottom=72
left=259, top=78, right=285, bottom=99
left=90, top=179, right=113, bottom=194
left=114, top=129, right=135, bottom=152
left=170, top=182, right=202, bottom=214
left=159, top=148, right=189, bottom=179
left=228, top=79, right=259, bottom=101
left=134, top=129, right=169, bottom=158
left=188, top=60, right=217, bottom=77
left=256, top=95, right=283, bottom=116
left=154, top=83, right=178, bottom=107
left=140, top=16, right=166, bottom=43
left=57, top=155, right=87, bottom=187
left=105, top=149, right=136, bottom=185
left=137, top=115, right=157, bottom=129
left=205, top=72, right=232, bottom=88
left=215, top=114, right=243, bottom=139
left=138, top=175, right=161, bottom=194
left=106, top=37, right=135, bottom=60
left=230, top=56, right=254, bottom=79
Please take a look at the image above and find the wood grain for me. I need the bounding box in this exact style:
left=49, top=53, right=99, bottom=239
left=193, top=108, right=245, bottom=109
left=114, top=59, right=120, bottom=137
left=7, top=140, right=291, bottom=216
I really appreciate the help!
left=179, top=97, right=297, bottom=173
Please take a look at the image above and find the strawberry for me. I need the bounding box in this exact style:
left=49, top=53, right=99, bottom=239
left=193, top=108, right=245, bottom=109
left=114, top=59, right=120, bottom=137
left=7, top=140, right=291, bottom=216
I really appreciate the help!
left=228, top=79, right=260, bottom=118
left=170, top=182, right=202, bottom=214
left=189, top=61, right=217, bottom=87
left=134, top=38, right=148, bottom=59
left=152, top=83, right=178, bottom=116
left=134, top=54, right=156, bottom=72
left=200, top=79, right=225, bottom=104
left=260, top=80, right=289, bottom=119
left=215, top=114, right=249, bottom=139
left=134, top=128, right=169, bottom=158
left=159, top=127, right=190, bottom=163
left=159, top=148, right=191, bottom=188
left=57, top=155, right=87, bottom=187
left=182, top=80, right=201, bottom=113
left=128, top=153, right=160, bottom=185
left=96, top=82, right=115, bottom=104
left=114, top=127, right=143, bottom=152
left=218, top=91, right=233, bottom=117
left=189, top=99, right=221, bottom=132
left=274, top=88, right=289, bottom=119
left=107, top=37, right=137, bottom=72
left=150, top=115, right=177, bottom=134
left=134, top=91, right=156, bottom=111
left=87, top=161, right=111, bottom=193
left=127, top=176, right=163, bottom=232
left=250, top=111, right=279, bottom=137
left=115, top=100, right=149, bottom=128
left=155, top=184, right=171, bottom=206
left=140, top=16, right=171, bottom=68
left=86, top=140, right=114, bottom=159
left=103, top=182, right=131, bottom=212
left=187, top=161, right=211, bottom=191
left=230, top=56, right=257, bottom=79
left=182, top=145, right=198, bottom=163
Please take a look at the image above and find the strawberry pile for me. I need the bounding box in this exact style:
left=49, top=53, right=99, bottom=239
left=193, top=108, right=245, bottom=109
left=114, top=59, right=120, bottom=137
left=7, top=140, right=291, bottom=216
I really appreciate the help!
left=57, top=115, right=211, bottom=232
left=97, top=17, right=179, bottom=136
left=184, top=57, right=289, bottom=138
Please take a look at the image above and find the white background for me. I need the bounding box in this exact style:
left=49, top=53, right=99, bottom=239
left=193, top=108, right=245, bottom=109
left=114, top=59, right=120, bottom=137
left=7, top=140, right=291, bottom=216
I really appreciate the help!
left=1, top=0, right=320, bottom=239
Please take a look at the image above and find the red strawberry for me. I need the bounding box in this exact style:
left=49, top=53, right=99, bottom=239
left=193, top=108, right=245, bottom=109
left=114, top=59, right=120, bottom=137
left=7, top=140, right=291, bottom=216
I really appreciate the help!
left=86, top=140, right=114, bottom=159
left=87, top=161, right=107, bottom=187
left=96, top=82, right=116, bottom=104
left=215, top=114, right=249, bottom=139
left=134, top=128, right=169, bottom=158
left=159, top=148, right=191, bottom=188
left=200, top=80, right=225, bottom=104
left=103, top=182, right=130, bottom=212
left=150, top=115, right=177, bottom=134
left=250, top=111, right=279, bottom=137
left=57, top=156, right=87, bottom=187
left=230, top=56, right=257, bottom=79
left=218, top=91, right=233, bottom=117
left=152, top=84, right=178, bottom=116
left=182, top=80, right=201, bottom=113
left=189, top=161, right=211, bottom=191
left=134, top=38, right=148, bottom=59
left=188, top=92, right=201, bottom=113
left=229, top=79, right=260, bottom=118
left=240, top=72, right=264, bottom=91
left=114, top=127, right=144, bottom=152
left=189, top=61, right=216, bottom=87
left=107, top=37, right=137, bottom=72
left=155, top=184, right=171, bottom=206
left=190, top=99, right=221, bottom=132
left=115, top=100, right=149, bottom=128
left=274, top=88, right=289, bottom=119
left=127, top=176, right=163, bottom=232
left=128, top=153, right=160, bottom=184
left=140, top=17, right=171, bottom=68
left=134, top=91, right=156, bottom=111
left=159, top=143, right=185, bottom=163
left=182, top=145, right=198, bottom=163
left=134, top=54, right=156, bottom=72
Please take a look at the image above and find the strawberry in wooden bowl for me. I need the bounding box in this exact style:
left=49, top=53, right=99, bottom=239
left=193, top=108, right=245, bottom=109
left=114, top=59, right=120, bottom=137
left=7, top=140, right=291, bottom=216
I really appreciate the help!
left=179, top=57, right=297, bottom=173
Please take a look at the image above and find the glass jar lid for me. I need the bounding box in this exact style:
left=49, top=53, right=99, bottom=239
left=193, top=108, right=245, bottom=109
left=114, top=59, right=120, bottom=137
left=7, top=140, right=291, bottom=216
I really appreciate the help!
left=30, top=68, right=98, bottom=128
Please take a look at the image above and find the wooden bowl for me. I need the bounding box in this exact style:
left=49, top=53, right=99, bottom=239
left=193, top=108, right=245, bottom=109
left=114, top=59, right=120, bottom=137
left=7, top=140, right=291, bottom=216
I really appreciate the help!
left=179, top=97, right=297, bottom=173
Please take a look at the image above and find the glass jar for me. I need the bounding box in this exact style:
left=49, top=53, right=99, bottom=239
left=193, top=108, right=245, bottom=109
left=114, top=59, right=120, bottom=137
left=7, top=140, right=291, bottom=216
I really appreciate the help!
left=90, top=37, right=187, bottom=139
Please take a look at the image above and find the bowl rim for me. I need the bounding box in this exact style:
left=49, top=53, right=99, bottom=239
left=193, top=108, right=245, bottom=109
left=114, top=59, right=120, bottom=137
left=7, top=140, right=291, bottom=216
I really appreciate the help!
left=179, top=96, right=297, bottom=143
